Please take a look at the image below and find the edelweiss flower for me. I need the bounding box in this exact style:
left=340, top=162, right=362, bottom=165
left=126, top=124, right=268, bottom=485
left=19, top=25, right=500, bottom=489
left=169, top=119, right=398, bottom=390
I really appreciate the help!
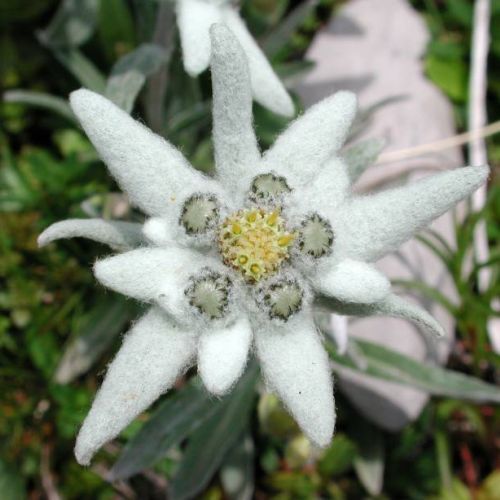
left=39, top=25, right=488, bottom=466
left=175, top=0, right=294, bottom=116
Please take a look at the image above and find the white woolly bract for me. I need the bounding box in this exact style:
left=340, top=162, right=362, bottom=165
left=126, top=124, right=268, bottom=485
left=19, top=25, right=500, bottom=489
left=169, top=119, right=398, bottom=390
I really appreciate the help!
left=254, top=313, right=335, bottom=447
left=38, top=218, right=144, bottom=251
left=220, top=7, right=294, bottom=117
left=210, top=25, right=261, bottom=195
left=332, top=165, right=490, bottom=263
left=315, top=259, right=391, bottom=305
left=291, top=156, right=350, bottom=220
left=94, top=247, right=223, bottom=325
left=197, top=316, right=252, bottom=395
left=328, top=294, right=445, bottom=339
left=142, top=217, right=177, bottom=247
left=37, top=23, right=492, bottom=467
left=74, top=307, right=196, bottom=465
left=176, top=1, right=293, bottom=117
left=261, top=91, right=357, bottom=187
left=69, top=89, right=221, bottom=217
left=176, top=0, right=222, bottom=76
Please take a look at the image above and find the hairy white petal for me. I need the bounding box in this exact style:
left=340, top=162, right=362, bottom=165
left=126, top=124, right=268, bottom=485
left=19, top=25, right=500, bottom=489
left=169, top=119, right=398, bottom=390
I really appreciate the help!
left=221, top=8, right=294, bottom=117
left=38, top=219, right=144, bottom=251
left=198, top=316, right=252, bottom=395
left=176, top=0, right=222, bottom=76
left=291, top=156, right=350, bottom=219
left=142, top=217, right=177, bottom=247
left=255, top=313, right=335, bottom=447
left=70, top=89, right=218, bottom=216
left=333, top=166, right=490, bottom=262
left=261, top=91, right=357, bottom=186
left=74, top=307, right=196, bottom=465
left=210, top=24, right=260, bottom=192
left=319, top=294, right=445, bottom=339
left=330, top=315, right=349, bottom=355
left=94, top=247, right=204, bottom=308
left=315, top=260, right=391, bottom=304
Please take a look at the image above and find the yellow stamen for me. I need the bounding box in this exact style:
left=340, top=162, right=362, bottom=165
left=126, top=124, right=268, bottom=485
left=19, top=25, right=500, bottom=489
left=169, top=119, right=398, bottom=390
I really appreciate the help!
left=278, top=234, right=294, bottom=247
left=246, top=211, right=257, bottom=223
left=267, top=209, right=280, bottom=226
left=218, top=208, right=296, bottom=282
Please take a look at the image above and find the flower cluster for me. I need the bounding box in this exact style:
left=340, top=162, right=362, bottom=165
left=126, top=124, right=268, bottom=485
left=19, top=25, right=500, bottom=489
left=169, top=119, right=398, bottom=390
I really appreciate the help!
left=39, top=24, right=488, bottom=466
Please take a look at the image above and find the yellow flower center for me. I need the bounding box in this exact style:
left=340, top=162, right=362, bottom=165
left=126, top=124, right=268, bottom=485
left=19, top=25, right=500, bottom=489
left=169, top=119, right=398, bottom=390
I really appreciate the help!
left=218, top=208, right=296, bottom=282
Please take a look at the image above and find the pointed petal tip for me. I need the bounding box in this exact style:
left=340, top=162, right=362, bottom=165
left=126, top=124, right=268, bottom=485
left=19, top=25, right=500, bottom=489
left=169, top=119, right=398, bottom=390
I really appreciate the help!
left=333, top=90, right=357, bottom=120
left=209, top=22, right=232, bottom=43
left=74, top=443, right=92, bottom=467
left=37, top=230, right=50, bottom=248
left=271, top=93, right=295, bottom=118
left=310, top=424, right=334, bottom=449
left=74, top=428, right=98, bottom=466
left=183, top=61, right=205, bottom=77
left=93, top=258, right=112, bottom=287
left=69, top=88, right=98, bottom=111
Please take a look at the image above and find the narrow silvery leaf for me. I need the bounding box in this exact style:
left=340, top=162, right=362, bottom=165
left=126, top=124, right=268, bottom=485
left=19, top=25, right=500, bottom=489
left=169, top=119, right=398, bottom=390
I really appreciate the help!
left=170, top=361, right=258, bottom=500
left=54, top=295, right=138, bottom=384
left=52, top=49, right=106, bottom=92
left=344, top=137, right=386, bottom=184
left=3, top=91, right=76, bottom=123
left=105, top=44, right=169, bottom=113
left=262, top=0, right=319, bottom=56
left=110, top=379, right=220, bottom=480
left=220, top=432, right=255, bottom=500
left=352, top=421, right=384, bottom=496
left=316, top=294, right=445, bottom=339
left=328, top=339, right=500, bottom=403
left=38, top=0, right=98, bottom=48
left=38, top=219, right=144, bottom=251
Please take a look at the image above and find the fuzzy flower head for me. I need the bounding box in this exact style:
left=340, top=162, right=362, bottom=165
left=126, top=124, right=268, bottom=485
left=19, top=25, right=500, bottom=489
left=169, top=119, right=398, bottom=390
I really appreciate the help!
left=175, top=0, right=294, bottom=116
left=40, top=25, right=488, bottom=466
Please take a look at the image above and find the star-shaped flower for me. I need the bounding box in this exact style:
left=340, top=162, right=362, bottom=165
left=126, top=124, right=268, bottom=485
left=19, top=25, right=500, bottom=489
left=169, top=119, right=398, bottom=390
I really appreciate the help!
left=40, top=25, right=488, bottom=466
left=175, top=0, right=294, bottom=116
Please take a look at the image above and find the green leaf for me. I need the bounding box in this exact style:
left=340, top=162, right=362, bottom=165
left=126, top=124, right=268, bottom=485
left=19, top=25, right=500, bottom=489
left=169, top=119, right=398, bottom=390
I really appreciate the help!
left=37, top=0, right=98, bottom=48
left=350, top=95, right=408, bottom=138
left=275, top=60, right=315, bottom=87
left=3, top=90, right=76, bottom=123
left=51, top=48, right=106, bottom=92
left=328, top=339, right=500, bottom=403
left=352, top=423, right=384, bottom=495
left=0, top=459, right=25, bottom=500
left=220, top=432, right=255, bottom=500
left=110, top=378, right=220, bottom=480
left=262, top=0, right=319, bottom=57
left=97, top=0, right=136, bottom=61
left=425, top=54, right=468, bottom=102
left=170, top=361, right=258, bottom=500
left=105, top=44, right=168, bottom=113
left=318, top=434, right=357, bottom=476
left=54, top=295, right=137, bottom=384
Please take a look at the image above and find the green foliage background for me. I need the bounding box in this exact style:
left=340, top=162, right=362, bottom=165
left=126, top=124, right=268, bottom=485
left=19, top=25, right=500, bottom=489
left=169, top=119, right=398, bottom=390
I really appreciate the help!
left=0, top=0, right=499, bottom=498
